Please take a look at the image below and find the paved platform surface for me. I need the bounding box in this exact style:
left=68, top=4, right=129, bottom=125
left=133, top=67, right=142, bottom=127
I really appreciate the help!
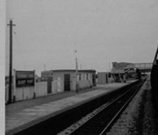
left=6, top=82, right=134, bottom=135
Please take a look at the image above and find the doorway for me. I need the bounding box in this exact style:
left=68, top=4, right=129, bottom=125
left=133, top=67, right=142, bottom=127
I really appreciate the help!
left=64, top=74, right=70, bottom=91
left=47, top=77, right=52, bottom=94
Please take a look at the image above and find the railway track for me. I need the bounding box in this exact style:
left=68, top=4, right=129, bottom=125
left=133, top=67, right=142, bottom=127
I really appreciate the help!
left=58, top=80, right=145, bottom=135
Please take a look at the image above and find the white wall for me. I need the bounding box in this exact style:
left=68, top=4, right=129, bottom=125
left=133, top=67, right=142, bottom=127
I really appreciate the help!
left=5, top=79, right=63, bottom=102
left=98, top=73, right=107, bottom=84
left=5, top=72, right=94, bottom=103
left=53, top=73, right=64, bottom=92
left=78, top=80, right=91, bottom=89
left=53, top=72, right=94, bottom=91
left=15, top=87, right=34, bottom=101
left=78, top=73, right=93, bottom=89
left=35, top=81, right=47, bottom=97
left=51, top=79, right=62, bottom=93
left=98, top=72, right=114, bottom=84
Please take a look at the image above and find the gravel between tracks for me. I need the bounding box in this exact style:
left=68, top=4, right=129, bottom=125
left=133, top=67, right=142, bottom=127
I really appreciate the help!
left=107, top=79, right=157, bottom=135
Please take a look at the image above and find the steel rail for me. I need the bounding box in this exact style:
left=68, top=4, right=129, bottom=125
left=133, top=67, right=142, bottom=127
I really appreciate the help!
left=99, top=81, right=144, bottom=135
left=58, top=81, right=144, bottom=135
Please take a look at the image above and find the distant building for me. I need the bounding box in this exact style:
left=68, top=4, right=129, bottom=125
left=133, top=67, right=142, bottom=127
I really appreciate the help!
left=41, top=70, right=53, bottom=81
left=133, top=63, right=152, bottom=72
left=111, top=62, right=152, bottom=73
left=97, top=72, right=114, bottom=84
left=111, top=62, right=152, bottom=82
left=111, top=62, right=134, bottom=73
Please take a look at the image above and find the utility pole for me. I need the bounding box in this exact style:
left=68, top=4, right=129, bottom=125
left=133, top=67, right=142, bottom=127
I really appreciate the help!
left=44, top=64, right=46, bottom=71
left=80, top=64, right=82, bottom=70
left=7, top=20, right=15, bottom=104
left=75, top=50, right=79, bottom=92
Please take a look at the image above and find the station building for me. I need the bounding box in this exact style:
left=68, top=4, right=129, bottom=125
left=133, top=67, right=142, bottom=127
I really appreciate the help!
left=50, top=69, right=96, bottom=92
left=97, top=72, right=114, bottom=84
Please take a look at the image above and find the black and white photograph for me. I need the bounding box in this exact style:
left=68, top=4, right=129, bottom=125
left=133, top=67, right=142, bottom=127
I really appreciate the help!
left=3, top=0, right=158, bottom=135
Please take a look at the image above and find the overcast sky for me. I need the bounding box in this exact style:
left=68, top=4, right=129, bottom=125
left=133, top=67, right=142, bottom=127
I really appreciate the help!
left=6, top=0, right=158, bottom=76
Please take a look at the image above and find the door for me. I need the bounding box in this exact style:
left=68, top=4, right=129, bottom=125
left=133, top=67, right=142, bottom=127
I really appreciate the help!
left=47, top=77, right=52, bottom=94
left=64, top=74, right=70, bottom=91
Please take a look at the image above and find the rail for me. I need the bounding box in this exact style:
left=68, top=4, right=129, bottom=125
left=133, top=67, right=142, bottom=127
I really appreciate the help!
left=58, top=80, right=145, bottom=135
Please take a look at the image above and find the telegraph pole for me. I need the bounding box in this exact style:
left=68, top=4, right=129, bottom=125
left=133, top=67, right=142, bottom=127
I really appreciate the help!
left=7, top=20, right=15, bottom=104
left=44, top=64, right=46, bottom=71
left=75, top=50, right=79, bottom=92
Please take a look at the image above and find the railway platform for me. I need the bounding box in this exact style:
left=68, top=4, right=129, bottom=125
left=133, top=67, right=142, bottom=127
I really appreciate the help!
left=6, top=81, right=135, bottom=135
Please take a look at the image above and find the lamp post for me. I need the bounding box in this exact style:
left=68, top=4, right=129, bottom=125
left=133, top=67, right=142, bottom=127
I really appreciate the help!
left=74, top=50, right=78, bottom=92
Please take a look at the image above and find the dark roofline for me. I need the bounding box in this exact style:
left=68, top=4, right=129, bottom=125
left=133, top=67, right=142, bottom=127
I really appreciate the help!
left=52, top=69, right=96, bottom=73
